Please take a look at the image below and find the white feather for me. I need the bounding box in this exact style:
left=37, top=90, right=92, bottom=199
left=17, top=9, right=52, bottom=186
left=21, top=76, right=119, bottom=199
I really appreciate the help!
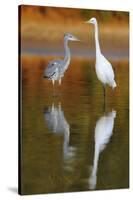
left=88, top=17, right=117, bottom=90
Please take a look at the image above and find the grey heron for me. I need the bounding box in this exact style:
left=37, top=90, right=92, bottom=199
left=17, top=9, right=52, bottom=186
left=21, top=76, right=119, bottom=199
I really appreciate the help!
left=44, top=33, right=79, bottom=86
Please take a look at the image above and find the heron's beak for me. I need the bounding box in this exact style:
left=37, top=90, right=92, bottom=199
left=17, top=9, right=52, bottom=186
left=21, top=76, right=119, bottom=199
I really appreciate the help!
left=72, top=36, right=80, bottom=41
left=85, top=20, right=89, bottom=24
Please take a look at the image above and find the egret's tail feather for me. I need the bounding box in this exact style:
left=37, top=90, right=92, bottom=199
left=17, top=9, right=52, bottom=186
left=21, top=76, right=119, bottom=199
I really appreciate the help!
left=112, top=81, right=117, bottom=89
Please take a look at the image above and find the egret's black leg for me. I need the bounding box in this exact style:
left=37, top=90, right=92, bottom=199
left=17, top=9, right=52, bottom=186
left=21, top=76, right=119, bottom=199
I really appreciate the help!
left=103, top=84, right=106, bottom=99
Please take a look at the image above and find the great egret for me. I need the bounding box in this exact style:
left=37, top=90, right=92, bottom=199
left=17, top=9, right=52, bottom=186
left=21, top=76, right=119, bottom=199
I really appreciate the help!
left=88, top=110, right=116, bottom=190
left=44, top=33, right=79, bottom=86
left=86, top=18, right=117, bottom=97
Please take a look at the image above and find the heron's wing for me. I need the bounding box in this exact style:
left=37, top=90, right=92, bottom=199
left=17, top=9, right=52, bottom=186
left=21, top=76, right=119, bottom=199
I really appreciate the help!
left=53, top=60, right=64, bottom=76
left=45, top=61, right=58, bottom=78
left=45, top=60, right=63, bottom=78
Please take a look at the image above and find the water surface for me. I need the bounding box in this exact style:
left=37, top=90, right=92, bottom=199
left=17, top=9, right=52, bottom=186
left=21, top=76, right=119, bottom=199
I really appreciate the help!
left=21, top=56, right=129, bottom=194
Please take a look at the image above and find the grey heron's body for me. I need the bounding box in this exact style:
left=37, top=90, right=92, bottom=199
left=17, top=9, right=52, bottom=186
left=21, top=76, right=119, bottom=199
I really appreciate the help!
left=44, top=33, right=79, bottom=85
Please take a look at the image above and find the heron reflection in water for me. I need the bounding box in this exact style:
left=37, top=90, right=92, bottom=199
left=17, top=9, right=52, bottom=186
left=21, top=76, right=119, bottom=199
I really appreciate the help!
left=44, top=102, right=75, bottom=160
left=88, top=110, right=117, bottom=190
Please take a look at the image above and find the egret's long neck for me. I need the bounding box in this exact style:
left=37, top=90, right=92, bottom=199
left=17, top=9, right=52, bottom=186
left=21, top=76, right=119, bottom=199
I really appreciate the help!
left=64, top=38, right=70, bottom=64
left=94, top=21, right=101, bottom=56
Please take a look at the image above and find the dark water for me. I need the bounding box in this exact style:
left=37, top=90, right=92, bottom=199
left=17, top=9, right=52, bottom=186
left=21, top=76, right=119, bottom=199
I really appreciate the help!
left=21, top=57, right=129, bottom=194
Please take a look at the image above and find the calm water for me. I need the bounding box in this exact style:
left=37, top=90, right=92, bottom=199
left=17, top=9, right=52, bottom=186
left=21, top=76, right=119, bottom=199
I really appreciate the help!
left=21, top=57, right=129, bottom=194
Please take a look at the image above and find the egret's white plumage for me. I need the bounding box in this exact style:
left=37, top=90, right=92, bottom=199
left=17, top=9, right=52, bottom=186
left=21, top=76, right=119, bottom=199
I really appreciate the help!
left=86, top=17, right=117, bottom=92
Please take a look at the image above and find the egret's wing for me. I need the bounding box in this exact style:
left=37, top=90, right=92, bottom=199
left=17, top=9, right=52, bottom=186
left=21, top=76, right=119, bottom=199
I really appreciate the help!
left=101, top=55, right=115, bottom=83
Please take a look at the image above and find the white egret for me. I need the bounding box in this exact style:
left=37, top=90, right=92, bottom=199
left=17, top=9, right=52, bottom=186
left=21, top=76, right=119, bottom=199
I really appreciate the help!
left=86, top=18, right=117, bottom=97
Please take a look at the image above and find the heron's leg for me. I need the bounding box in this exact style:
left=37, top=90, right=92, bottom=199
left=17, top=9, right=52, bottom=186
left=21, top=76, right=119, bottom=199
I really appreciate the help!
left=59, top=78, right=61, bottom=85
left=52, top=79, right=55, bottom=86
left=57, top=79, right=62, bottom=97
left=58, top=101, right=61, bottom=111
left=52, top=79, right=55, bottom=96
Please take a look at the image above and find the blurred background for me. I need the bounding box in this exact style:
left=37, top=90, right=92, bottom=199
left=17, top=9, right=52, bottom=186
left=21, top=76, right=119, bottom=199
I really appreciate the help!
left=20, top=5, right=129, bottom=59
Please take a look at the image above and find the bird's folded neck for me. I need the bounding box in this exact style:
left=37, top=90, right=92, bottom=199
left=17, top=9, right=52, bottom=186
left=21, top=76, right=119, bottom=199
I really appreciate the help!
left=94, top=22, right=101, bottom=57
left=64, top=38, right=71, bottom=64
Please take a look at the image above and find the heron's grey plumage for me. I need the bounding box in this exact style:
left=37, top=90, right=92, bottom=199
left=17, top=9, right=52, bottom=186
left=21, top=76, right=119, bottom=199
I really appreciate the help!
left=44, top=33, right=79, bottom=85
left=45, top=60, right=64, bottom=80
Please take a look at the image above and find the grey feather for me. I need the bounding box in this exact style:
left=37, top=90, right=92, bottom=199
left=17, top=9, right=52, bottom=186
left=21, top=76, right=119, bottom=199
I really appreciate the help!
left=43, top=33, right=79, bottom=84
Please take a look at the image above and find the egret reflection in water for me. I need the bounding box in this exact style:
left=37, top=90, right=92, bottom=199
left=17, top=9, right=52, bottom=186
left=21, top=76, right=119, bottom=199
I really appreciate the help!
left=44, top=102, right=75, bottom=160
left=89, top=110, right=117, bottom=190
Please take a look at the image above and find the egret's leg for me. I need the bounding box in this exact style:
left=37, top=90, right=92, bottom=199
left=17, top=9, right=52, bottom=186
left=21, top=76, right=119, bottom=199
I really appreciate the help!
left=103, top=84, right=106, bottom=98
left=103, top=85, right=106, bottom=112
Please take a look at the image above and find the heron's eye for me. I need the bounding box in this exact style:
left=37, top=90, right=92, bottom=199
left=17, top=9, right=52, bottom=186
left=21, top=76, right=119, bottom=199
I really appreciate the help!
left=51, top=63, right=54, bottom=66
